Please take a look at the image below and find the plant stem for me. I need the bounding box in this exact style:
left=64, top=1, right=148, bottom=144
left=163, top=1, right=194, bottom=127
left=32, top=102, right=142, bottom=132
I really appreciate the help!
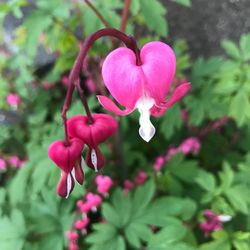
left=61, top=28, right=141, bottom=145
left=76, top=75, right=94, bottom=124
left=120, top=0, right=132, bottom=32
left=83, top=0, right=110, bottom=28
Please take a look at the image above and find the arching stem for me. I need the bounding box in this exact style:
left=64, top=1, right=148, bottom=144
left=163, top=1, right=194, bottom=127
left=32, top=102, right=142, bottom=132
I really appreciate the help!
left=61, top=28, right=142, bottom=145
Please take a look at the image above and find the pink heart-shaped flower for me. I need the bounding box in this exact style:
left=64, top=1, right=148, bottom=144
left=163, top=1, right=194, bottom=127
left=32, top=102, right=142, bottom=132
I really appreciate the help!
left=67, top=113, right=118, bottom=147
left=98, top=41, right=190, bottom=142
left=48, top=138, right=84, bottom=173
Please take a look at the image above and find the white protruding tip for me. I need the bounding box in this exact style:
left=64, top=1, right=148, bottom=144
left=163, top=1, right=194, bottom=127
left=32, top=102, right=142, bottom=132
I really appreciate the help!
left=91, top=149, right=98, bottom=172
left=218, top=215, right=232, bottom=222
left=81, top=156, right=85, bottom=171
left=136, top=96, right=155, bottom=142
left=66, top=174, right=72, bottom=199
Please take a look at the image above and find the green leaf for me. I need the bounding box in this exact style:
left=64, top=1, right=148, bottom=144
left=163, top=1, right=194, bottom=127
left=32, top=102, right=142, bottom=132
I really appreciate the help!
left=221, top=40, right=241, bottom=60
left=124, top=225, right=141, bottom=248
left=111, top=189, right=132, bottom=226
left=102, top=203, right=121, bottom=227
left=229, top=90, right=250, bottom=126
left=240, top=33, right=250, bottom=61
left=225, top=185, right=250, bottom=214
left=171, top=0, right=191, bottom=7
left=140, top=0, right=168, bottom=36
left=132, top=179, right=155, bottom=217
left=233, top=240, right=250, bottom=250
left=86, top=224, right=117, bottom=244
left=219, top=162, right=234, bottom=192
left=195, top=170, right=216, bottom=192
left=148, top=224, right=187, bottom=246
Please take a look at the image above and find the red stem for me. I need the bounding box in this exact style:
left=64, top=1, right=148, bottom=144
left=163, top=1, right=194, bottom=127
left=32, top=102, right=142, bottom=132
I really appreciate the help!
left=61, top=28, right=142, bottom=145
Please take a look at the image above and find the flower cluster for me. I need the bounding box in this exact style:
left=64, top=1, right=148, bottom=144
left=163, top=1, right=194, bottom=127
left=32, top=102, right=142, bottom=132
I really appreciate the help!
left=48, top=28, right=190, bottom=198
left=200, top=209, right=231, bottom=237
left=48, top=114, right=117, bottom=198
left=66, top=175, right=113, bottom=250
left=153, top=137, right=201, bottom=172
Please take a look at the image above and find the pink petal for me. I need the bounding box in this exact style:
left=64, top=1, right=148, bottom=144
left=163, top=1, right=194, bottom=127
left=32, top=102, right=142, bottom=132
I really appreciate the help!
left=102, top=48, right=144, bottom=109
left=97, top=95, right=134, bottom=115
left=157, top=82, right=191, bottom=109
left=48, top=138, right=84, bottom=173
left=150, top=82, right=190, bottom=117
left=141, top=42, right=176, bottom=103
left=56, top=172, right=75, bottom=198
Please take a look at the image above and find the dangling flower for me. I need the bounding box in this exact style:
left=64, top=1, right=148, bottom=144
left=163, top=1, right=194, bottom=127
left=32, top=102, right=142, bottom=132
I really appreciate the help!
left=97, top=41, right=190, bottom=142
left=67, top=113, right=118, bottom=172
left=48, top=138, right=84, bottom=198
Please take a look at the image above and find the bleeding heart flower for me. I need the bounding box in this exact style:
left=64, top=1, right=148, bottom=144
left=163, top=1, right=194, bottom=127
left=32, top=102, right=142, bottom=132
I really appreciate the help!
left=67, top=114, right=118, bottom=172
left=98, top=41, right=190, bottom=142
left=48, top=138, right=84, bottom=173
left=95, top=175, right=113, bottom=195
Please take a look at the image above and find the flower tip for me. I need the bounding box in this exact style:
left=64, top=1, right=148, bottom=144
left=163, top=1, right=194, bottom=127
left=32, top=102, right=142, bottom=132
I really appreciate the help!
left=139, top=125, right=155, bottom=142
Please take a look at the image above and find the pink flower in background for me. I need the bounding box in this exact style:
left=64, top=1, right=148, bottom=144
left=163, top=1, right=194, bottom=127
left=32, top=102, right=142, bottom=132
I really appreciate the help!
left=42, top=80, right=54, bottom=90
left=86, top=78, right=97, bottom=93
left=135, top=170, right=148, bottom=186
left=95, top=175, right=113, bottom=195
left=153, top=156, right=165, bottom=172
left=165, top=146, right=179, bottom=161
left=0, top=158, right=6, bottom=171
left=85, top=192, right=102, bottom=211
left=66, top=231, right=78, bottom=241
left=62, top=76, right=69, bottom=87
left=74, top=217, right=90, bottom=230
left=200, top=209, right=231, bottom=237
left=6, top=94, right=21, bottom=107
left=98, top=41, right=190, bottom=142
left=123, top=179, right=133, bottom=194
left=179, top=137, right=201, bottom=155
left=9, top=155, right=22, bottom=168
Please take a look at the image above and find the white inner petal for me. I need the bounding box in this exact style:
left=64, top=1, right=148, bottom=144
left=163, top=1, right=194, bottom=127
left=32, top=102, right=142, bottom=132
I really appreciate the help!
left=71, top=168, right=76, bottom=181
left=218, top=215, right=232, bottom=222
left=136, top=96, right=155, bottom=142
left=81, top=156, right=85, bottom=172
left=66, top=174, right=72, bottom=199
left=91, top=149, right=98, bottom=172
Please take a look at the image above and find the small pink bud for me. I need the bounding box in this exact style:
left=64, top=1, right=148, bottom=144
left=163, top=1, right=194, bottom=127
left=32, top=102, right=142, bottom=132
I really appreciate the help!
left=86, top=192, right=102, bottom=208
left=9, top=155, right=22, bottom=168
left=86, top=78, right=97, bottom=93
left=74, top=217, right=90, bottom=230
left=135, top=170, right=147, bottom=186
left=6, top=94, right=21, bottom=107
left=78, top=202, right=92, bottom=213
left=66, top=231, right=78, bottom=241
left=153, top=156, right=165, bottom=172
left=68, top=242, right=79, bottom=250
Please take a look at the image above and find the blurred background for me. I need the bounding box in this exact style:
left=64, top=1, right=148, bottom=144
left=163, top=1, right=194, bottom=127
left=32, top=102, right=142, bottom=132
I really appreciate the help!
left=1, top=0, right=250, bottom=250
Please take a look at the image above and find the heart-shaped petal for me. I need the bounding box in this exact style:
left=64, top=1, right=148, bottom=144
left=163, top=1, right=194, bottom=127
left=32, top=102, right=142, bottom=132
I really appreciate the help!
left=141, top=41, right=176, bottom=104
left=67, top=114, right=118, bottom=147
left=102, top=41, right=176, bottom=110
left=48, top=138, right=84, bottom=173
left=102, top=47, right=144, bottom=109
